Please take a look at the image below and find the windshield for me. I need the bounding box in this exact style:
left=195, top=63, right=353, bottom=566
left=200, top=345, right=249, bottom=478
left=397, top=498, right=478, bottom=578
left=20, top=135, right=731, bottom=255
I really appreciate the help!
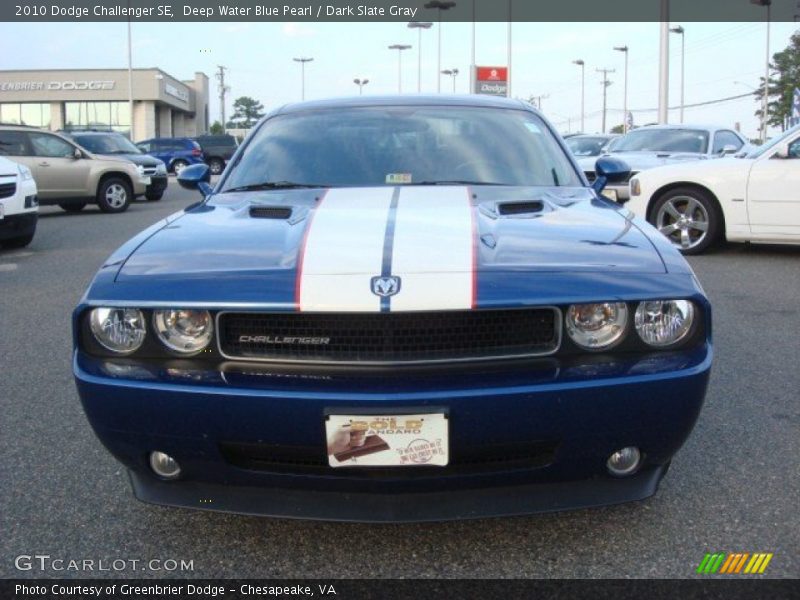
left=221, top=106, right=581, bottom=191
left=72, top=134, right=141, bottom=155
left=747, top=123, right=800, bottom=158
left=566, top=136, right=612, bottom=157
left=612, top=129, right=709, bottom=154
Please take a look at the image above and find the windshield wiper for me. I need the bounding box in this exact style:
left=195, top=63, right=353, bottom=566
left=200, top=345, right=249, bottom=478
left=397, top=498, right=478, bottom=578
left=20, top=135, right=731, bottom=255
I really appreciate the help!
left=404, top=180, right=514, bottom=186
left=224, top=181, right=331, bottom=192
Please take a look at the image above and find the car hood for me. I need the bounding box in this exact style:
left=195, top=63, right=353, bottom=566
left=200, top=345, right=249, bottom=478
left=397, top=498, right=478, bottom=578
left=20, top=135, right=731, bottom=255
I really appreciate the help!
left=116, top=185, right=665, bottom=288
left=95, top=153, right=164, bottom=168
left=586, top=151, right=709, bottom=173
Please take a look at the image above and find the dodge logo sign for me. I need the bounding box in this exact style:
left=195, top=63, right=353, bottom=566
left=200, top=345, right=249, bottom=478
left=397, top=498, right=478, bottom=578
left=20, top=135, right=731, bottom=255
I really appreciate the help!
left=371, top=276, right=401, bottom=297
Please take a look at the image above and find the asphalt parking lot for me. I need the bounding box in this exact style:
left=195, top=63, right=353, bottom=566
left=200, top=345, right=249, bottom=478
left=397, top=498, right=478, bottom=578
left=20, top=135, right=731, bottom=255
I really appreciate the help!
left=1, top=181, right=798, bottom=579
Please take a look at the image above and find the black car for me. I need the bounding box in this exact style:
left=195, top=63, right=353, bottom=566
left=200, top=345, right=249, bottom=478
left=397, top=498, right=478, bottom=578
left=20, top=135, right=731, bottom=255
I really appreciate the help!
left=63, top=130, right=169, bottom=201
left=193, top=134, right=238, bottom=175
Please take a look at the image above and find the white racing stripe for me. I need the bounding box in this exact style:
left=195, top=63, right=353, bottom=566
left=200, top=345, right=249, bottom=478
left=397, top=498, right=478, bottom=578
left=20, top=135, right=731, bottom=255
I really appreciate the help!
left=391, top=186, right=476, bottom=311
left=297, top=187, right=394, bottom=312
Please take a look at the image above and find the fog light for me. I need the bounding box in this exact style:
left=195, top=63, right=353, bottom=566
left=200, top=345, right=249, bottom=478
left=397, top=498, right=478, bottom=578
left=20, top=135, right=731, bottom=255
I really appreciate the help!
left=149, top=451, right=181, bottom=480
left=607, top=446, right=641, bottom=476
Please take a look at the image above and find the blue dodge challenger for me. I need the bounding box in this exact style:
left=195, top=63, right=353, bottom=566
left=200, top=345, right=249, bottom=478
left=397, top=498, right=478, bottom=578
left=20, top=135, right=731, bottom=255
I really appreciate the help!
left=73, top=96, right=711, bottom=521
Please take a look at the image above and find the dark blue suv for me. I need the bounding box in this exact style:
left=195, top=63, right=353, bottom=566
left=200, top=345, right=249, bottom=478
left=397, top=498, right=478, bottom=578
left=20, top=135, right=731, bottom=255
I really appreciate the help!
left=136, top=137, right=205, bottom=175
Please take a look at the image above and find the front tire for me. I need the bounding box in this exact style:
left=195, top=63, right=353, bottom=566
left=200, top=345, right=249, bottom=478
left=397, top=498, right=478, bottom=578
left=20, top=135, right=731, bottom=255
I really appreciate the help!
left=145, top=192, right=163, bottom=202
left=59, top=202, right=86, bottom=213
left=207, top=158, right=224, bottom=175
left=96, top=178, right=132, bottom=213
left=172, top=160, right=189, bottom=175
left=650, top=187, right=721, bottom=255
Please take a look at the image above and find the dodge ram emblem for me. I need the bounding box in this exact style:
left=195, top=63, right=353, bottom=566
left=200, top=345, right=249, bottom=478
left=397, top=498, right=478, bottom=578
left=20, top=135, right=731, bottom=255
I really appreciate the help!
left=371, top=276, right=401, bottom=297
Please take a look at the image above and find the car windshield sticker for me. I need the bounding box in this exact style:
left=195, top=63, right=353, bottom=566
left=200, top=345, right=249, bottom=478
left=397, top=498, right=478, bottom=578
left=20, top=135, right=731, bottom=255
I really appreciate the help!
left=386, top=173, right=412, bottom=184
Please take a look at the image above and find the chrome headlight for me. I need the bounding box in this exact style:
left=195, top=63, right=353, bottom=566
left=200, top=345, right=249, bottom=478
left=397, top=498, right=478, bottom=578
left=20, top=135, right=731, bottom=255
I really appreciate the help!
left=635, top=300, right=695, bottom=347
left=152, top=309, right=213, bottom=355
left=565, top=302, right=629, bottom=350
left=18, top=164, right=33, bottom=181
left=89, top=308, right=147, bottom=354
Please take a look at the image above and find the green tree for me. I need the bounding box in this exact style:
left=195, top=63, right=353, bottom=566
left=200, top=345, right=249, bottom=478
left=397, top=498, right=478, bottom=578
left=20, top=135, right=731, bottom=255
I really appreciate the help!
left=756, top=30, right=800, bottom=131
left=230, top=96, right=265, bottom=128
left=609, top=124, right=625, bottom=134
left=209, top=121, right=224, bottom=135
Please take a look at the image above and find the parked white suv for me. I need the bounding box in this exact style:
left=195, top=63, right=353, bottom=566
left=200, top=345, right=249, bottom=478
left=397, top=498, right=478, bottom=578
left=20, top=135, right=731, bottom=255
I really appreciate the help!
left=0, top=155, right=38, bottom=248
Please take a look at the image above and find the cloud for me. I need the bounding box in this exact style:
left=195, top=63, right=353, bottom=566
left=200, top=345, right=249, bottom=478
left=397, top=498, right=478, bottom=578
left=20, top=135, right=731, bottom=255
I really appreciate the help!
left=282, top=23, right=315, bottom=38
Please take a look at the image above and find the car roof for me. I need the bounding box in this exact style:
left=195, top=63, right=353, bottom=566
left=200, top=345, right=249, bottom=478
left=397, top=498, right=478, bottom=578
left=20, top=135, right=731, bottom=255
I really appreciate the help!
left=274, top=94, right=535, bottom=115
left=630, top=124, right=734, bottom=133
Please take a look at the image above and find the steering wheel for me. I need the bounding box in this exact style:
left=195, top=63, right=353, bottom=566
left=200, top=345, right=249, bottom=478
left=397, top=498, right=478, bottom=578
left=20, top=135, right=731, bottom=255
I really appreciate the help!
left=451, top=158, right=508, bottom=179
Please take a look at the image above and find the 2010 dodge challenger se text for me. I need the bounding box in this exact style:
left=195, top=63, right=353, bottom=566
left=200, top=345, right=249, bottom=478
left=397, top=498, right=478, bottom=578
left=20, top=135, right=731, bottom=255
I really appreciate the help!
left=72, top=96, right=712, bottom=522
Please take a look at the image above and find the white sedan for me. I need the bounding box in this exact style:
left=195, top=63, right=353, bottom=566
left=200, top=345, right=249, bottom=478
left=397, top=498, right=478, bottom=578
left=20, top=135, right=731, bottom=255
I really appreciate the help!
left=627, top=124, right=800, bottom=254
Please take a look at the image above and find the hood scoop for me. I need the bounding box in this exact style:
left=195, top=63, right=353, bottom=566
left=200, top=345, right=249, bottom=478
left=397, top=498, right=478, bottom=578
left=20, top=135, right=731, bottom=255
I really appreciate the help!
left=496, top=201, right=544, bottom=216
left=249, top=205, right=293, bottom=220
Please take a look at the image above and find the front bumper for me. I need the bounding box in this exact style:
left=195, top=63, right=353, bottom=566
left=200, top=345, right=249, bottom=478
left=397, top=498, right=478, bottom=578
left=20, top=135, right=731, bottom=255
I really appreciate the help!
left=146, top=175, right=168, bottom=195
left=74, top=345, right=711, bottom=522
left=0, top=210, right=37, bottom=241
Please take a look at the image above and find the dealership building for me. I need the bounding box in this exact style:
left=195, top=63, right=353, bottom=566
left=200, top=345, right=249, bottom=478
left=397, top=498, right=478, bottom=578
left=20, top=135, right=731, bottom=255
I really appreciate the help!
left=0, top=68, right=210, bottom=141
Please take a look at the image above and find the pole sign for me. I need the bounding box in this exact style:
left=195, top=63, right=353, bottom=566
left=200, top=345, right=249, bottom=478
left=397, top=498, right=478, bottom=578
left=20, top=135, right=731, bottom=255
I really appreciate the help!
left=473, top=66, right=508, bottom=97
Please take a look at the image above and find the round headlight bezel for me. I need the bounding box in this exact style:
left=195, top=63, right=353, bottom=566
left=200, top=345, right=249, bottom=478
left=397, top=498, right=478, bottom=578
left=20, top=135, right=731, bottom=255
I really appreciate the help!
left=89, top=307, right=147, bottom=355
left=152, top=309, right=214, bottom=355
left=565, top=302, right=629, bottom=351
left=634, top=300, right=696, bottom=348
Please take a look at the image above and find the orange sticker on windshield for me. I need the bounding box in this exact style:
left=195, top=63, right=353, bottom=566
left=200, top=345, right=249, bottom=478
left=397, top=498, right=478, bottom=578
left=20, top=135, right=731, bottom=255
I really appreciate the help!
left=386, top=173, right=412, bottom=184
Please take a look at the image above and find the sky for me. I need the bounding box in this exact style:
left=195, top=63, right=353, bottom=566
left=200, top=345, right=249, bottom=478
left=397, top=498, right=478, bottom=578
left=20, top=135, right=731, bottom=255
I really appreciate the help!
left=0, top=20, right=797, bottom=140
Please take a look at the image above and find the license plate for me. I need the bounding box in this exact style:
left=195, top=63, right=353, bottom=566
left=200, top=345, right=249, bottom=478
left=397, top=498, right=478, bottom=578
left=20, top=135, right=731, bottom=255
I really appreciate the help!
left=141, top=176, right=152, bottom=185
left=326, top=413, right=448, bottom=467
left=601, top=188, right=618, bottom=202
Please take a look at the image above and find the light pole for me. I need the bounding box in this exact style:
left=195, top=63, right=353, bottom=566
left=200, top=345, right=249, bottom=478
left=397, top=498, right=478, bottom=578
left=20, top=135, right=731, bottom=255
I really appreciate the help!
left=507, top=0, right=512, bottom=97
left=126, top=3, right=133, bottom=138
left=573, top=59, right=585, bottom=133
left=658, top=0, right=670, bottom=124
left=751, top=0, right=772, bottom=142
left=442, top=68, right=460, bottom=93
left=407, top=22, right=433, bottom=93
left=293, top=57, right=313, bottom=101
left=353, top=78, right=370, bottom=95
left=388, top=44, right=412, bottom=93
left=670, top=26, right=685, bottom=123
left=424, top=0, right=456, bottom=93
left=614, top=46, right=629, bottom=133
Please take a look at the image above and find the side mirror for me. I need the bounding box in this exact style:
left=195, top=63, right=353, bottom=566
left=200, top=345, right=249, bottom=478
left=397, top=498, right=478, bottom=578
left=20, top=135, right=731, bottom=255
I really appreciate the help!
left=177, top=163, right=213, bottom=197
left=720, top=144, right=739, bottom=156
left=773, top=141, right=790, bottom=159
left=73, top=147, right=83, bottom=159
left=592, top=156, right=631, bottom=196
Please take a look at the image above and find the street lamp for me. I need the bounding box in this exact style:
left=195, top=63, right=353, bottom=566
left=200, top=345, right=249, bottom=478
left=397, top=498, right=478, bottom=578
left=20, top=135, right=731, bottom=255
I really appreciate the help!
left=614, top=45, right=629, bottom=133
left=293, top=57, right=313, bottom=101
left=751, top=0, right=772, bottom=142
left=441, top=68, right=460, bottom=93
left=388, top=44, right=412, bottom=93
left=670, top=26, right=685, bottom=123
left=573, top=59, right=585, bottom=133
left=424, top=0, right=456, bottom=93
left=407, top=22, right=433, bottom=93
left=353, top=78, right=370, bottom=95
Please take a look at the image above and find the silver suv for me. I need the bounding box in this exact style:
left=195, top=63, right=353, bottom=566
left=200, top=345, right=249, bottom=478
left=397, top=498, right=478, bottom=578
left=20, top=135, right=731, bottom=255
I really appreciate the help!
left=0, top=125, right=150, bottom=213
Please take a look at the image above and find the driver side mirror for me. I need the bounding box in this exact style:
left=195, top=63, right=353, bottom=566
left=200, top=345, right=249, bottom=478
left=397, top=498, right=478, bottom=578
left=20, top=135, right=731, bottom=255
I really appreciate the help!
left=177, top=163, right=213, bottom=197
left=773, top=141, right=791, bottom=159
left=591, top=156, right=631, bottom=198
left=720, top=144, right=739, bottom=156
left=73, top=147, right=83, bottom=159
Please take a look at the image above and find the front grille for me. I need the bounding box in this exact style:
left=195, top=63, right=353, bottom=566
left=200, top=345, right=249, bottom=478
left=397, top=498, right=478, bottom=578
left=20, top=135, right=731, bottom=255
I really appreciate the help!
left=218, top=308, right=560, bottom=364
left=219, top=440, right=558, bottom=478
left=142, top=167, right=157, bottom=176
left=0, top=181, right=16, bottom=199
